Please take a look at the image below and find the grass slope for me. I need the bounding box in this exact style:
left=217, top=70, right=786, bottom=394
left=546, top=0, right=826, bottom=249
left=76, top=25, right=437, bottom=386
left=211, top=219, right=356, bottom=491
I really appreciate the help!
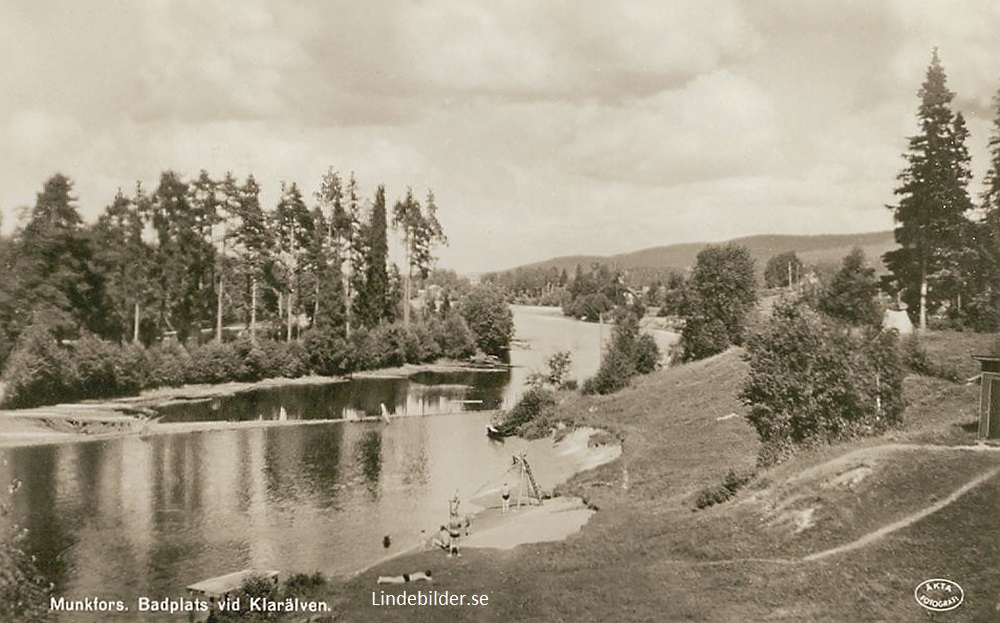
left=289, top=343, right=995, bottom=622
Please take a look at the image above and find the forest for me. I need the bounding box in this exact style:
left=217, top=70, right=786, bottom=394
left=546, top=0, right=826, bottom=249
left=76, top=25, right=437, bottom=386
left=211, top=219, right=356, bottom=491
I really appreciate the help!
left=0, top=168, right=512, bottom=408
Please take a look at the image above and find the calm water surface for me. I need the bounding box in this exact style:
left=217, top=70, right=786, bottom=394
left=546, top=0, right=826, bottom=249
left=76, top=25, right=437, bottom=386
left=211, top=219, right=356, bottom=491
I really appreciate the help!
left=1, top=306, right=676, bottom=622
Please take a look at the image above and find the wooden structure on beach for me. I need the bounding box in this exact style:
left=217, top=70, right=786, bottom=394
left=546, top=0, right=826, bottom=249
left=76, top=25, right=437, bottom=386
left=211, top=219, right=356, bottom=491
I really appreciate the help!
left=186, top=569, right=279, bottom=622
left=974, top=355, right=1000, bottom=440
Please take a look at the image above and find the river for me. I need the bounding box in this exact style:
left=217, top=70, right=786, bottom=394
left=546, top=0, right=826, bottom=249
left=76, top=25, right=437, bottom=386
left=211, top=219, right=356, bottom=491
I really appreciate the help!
left=0, top=306, right=676, bottom=621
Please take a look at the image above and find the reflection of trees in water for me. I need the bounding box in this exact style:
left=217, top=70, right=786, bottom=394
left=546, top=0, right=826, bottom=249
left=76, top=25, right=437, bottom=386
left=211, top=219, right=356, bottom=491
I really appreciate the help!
left=355, top=430, right=382, bottom=497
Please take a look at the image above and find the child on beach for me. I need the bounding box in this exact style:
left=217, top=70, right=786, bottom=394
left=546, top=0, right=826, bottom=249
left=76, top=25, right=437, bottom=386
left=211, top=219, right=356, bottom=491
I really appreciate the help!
left=501, top=482, right=510, bottom=515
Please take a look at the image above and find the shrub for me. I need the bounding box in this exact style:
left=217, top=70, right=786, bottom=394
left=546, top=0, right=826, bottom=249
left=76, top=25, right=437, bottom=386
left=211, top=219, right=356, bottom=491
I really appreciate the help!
left=563, top=293, right=613, bottom=322
left=679, top=244, right=757, bottom=361
left=271, top=340, right=308, bottom=378
left=498, top=386, right=556, bottom=435
left=0, top=467, right=53, bottom=621
left=303, top=330, right=352, bottom=376
left=71, top=334, right=124, bottom=399
left=434, top=314, right=476, bottom=360
left=634, top=334, right=660, bottom=374
left=460, top=284, right=514, bottom=356
left=526, top=351, right=573, bottom=389
left=818, top=247, right=882, bottom=327
left=116, top=343, right=149, bottom=393
left=741, top=300, right=905, bottom=453
left=695, top=468, right=755, bottom=510
left=0, top=324, right=77, bottom=408
left=145, top=341, right=191, bottom=388
left=582, top=311, right=659, bottom=395
left=408, top=321, right=442, bottom=362
left=186, top=341, right=245, bottom=385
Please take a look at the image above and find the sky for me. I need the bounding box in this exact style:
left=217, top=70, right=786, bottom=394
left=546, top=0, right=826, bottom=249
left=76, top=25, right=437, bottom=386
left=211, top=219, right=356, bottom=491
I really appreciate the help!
left=1, top=1, right=998, bottom=274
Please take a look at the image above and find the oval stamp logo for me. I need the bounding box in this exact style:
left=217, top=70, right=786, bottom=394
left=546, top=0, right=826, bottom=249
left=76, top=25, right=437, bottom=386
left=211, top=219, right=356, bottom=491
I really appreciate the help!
left=914, top=578, right=964, bottom=612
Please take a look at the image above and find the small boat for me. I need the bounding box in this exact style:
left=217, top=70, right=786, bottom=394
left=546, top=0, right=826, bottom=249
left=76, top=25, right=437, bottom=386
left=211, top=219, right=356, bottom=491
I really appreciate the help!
left=486, top=425, right=506, bottom=440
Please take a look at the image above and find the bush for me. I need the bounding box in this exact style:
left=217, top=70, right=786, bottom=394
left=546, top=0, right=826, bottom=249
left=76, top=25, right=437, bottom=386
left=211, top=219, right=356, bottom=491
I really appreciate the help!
left=434, top=314, right=476, bottom=360
left=0, top=468, right=53, bottom=621
left=818, top=248, right=882, bottom=327
left=741, top=300, right=905, bottom=452
left=0, top=324, right=78, bottom=407
left=582, top=311, right=659, bottom=395
left=408, top=321, right=442, bottom=363
left=146, top=341, right=191, bottom=388
left=186, top=341, right=245, bottom=385
left=71, top=334, right=124, bottom=399
left=679, top=244, right=757, bottom=361
left=303, top=330, right=352, bottom=376
left=695, top=468, right=755, bottom=509
left=271, top=340, right=308, bottom=378
left=563, top=293, right=613, bottom=322
left=526, top=351, right=573, bottom=389
left=634, top=334, right=660, bottom=374
left=498, top=387, right=556, bottom=435
left=460, top=284, right=514, bottom=356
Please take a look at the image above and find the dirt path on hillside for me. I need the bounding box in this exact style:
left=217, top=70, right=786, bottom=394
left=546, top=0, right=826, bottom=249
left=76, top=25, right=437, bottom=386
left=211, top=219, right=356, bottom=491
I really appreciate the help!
left=801, top=465, right=1000, bottom=562
left=658, top=444, right=1000, bottom=568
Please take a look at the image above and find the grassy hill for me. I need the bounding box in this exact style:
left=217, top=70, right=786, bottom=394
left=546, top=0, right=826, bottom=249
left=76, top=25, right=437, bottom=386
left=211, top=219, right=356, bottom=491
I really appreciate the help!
left=317, top=334, right=998, bottom=622
left=505, top=231, right=897, bottom=280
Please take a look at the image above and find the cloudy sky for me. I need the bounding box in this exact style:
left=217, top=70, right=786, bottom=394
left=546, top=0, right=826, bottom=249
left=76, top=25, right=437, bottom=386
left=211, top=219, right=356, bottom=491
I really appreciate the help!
left=1, top=1, right=998, bottom=273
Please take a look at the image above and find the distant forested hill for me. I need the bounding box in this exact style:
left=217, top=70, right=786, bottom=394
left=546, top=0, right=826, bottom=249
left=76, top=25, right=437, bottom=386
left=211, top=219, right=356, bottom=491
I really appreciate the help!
left=496, top=231, right=896, bottom=283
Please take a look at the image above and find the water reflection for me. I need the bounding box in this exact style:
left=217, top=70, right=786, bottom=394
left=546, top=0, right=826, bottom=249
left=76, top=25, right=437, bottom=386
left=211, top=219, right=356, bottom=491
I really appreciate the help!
left=154, top=370, right=511, bottom=423
left=0, top=306, right=658, bottom=622
left=2, top=413, right=530, bottom=622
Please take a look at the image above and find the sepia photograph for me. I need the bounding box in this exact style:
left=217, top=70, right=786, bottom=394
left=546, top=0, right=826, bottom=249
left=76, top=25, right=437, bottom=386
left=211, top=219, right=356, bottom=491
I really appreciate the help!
left=0, top=1, right=998, bottom=621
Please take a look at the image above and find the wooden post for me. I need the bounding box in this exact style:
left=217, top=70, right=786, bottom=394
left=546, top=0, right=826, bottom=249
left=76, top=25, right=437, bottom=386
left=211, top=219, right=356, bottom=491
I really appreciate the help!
left=133, top=302, right=140, bottom=343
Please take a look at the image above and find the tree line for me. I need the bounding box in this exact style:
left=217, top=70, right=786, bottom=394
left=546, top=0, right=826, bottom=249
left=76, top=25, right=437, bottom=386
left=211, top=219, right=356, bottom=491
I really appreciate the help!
left=0, top=169, right=517, bottom=407
left=0, top=169, right=451, bottom=362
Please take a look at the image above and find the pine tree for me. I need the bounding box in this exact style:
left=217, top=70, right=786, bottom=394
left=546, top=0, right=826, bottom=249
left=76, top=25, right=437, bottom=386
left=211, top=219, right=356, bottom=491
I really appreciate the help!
left=883, top=50, right=974, bottom=330
left=150, top=171, right=214, bottom=343
left=354, top=185, right=390, bottom=327
left=16, top=174, right=111, bottom=341
left=273, top=182, right=314, bottom=340
left=966, top=86, right=1000, bottom=330
left=392, top=187, right=447, bottom=327
left=93, top=185, right=156, bottom=342
left=230, top=175, right=271, bottom=341
left=818, top=248, right=882, bottom=327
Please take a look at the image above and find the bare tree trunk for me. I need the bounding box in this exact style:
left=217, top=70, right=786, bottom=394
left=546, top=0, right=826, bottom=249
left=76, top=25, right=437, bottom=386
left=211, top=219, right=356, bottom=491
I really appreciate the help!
left=403, top=267, right=411, bottom=328
left=216, top=272, right=224, bottom=343
left=133, top=302, right=140, bottom=343
left=287, top=288, right=294, bottom=341
left=919, top=278, right=927, bottom=332
left=314, top=276, right=320, bottom=328
left=250, top=278, right=258, bottom=343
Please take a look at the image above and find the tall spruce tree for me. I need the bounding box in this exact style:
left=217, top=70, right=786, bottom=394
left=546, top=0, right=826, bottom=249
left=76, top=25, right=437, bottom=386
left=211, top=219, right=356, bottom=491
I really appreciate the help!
left=14, top=174, right=111, bottom=341
left=883, top=50, right=974, bottom=330
left=967, top=86, right=1000, bottom=330
left=273, top=182, right=314, bottom=340
left=354, top=185, right=390, bottom=327
left=93, top=185, right=155, bottom=342
left=230, top=175, right=270, bottom=341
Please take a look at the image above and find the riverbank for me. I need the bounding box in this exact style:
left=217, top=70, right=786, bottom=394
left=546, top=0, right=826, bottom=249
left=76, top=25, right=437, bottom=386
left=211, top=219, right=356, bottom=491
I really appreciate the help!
left=340, top=426, right=622, bottom=580
left=0, top=359, right=508, bottom=448
left=301, top=347, right=997, bottom=622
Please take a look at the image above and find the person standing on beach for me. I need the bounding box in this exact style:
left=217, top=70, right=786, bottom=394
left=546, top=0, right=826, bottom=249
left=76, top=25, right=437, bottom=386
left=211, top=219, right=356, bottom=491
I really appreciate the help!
left=501, top=482, right=510, bottom=515
left=449, top=491, right=460, bottom=527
